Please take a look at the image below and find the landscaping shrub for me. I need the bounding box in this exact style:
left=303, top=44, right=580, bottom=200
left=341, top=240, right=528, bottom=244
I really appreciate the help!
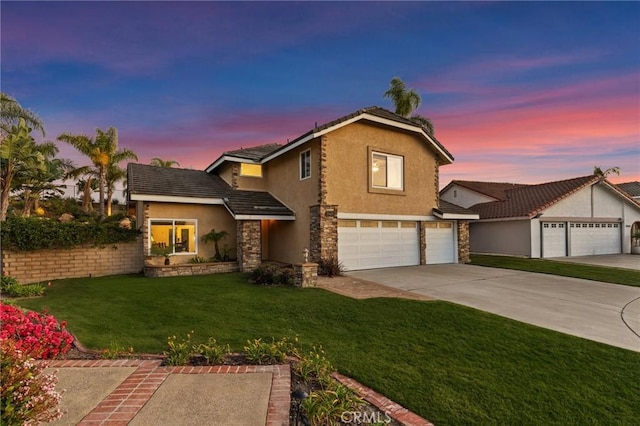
left=0, top=339, right=63, bottom=425
left=243, top=337, right=294, bottom=365
left=317, top=257, right=345, bottom=277
left=163, top=331, right=194, bottom=366
left=193, top=337, right=230, bottom=365
left=0, top=303, right=73, bottom=359
left=249, top=264, right=294, bottom=286
left=1, top=276, right=45, bottom=298
left=0, top=216, right=139, bottom=251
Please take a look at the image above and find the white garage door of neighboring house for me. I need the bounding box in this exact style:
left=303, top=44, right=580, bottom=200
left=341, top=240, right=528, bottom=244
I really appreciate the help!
left=570, top=223, right=621, bottom=256
left=337, top=220, right=419, bottom=271
left=424, top=222, right=455, bottom=264
left=542, top=222, right=567, bottom=258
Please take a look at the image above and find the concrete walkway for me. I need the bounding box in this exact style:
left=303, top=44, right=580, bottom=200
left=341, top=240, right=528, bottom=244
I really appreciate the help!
left=349, top=264, right=640, bottom=352
left=45, top=360, right=290, bottom=426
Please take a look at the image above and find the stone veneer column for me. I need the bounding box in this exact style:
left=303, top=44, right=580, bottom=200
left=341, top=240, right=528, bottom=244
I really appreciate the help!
left=236, top=220, right=261, bottom=272
left=231, top=163, right=240, bottom=189
left=419, top=221, right=427, bottom=265
left=309, top=205, right=338, bottom=263
left=434, top=161, right=440, bottom=206
left=293, top=263, right=318, bottom=288
left=142, top=203, right=150, bottom=256
left=457, top=220, right=470, bottom=263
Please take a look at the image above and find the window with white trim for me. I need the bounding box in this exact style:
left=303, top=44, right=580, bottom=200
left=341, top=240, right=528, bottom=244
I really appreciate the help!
left=149, top=219, right=197, bottom=255
left=372, top=152, right=403, bottom=190
left=300, top=149, right=311, bottom=180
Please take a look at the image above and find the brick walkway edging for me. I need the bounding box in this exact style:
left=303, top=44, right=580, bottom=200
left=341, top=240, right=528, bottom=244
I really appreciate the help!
left=332, top=372, right=434, bottom=426
left=46, top=360, right=290, bottom=426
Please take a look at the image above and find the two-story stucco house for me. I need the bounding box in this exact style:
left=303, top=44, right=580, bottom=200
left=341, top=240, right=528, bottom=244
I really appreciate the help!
left=127, top=106, right=478, bottom=272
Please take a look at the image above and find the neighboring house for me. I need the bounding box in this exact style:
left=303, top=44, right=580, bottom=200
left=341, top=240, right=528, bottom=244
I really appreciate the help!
left=128, top=106, right=478, bottom=272
left=441, top=175, right=640, bottom=258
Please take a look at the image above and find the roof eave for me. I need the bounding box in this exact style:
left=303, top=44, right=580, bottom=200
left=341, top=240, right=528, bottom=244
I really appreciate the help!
left=205, top=155, right=260, bottom=173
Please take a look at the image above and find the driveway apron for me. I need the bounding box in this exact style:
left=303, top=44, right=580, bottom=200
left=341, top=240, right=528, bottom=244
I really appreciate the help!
left=350, top=264, right=640, bottom=352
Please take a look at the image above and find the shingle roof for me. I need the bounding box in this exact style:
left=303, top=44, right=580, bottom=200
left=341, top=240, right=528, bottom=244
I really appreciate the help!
left=224, top=190, right=294, bottom=217
left=223, top=143, right=282, bottom=161
left=128, top=163, right=230, bottom=199
left=617, top=181, right=640, bottom=198
left=127, top=163, right=294, bottom=218
left=470, top=175, right=599, bottom=219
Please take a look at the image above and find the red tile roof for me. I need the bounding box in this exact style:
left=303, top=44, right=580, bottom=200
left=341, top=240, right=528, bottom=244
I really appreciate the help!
left=466, top=175, right=600, bottom=219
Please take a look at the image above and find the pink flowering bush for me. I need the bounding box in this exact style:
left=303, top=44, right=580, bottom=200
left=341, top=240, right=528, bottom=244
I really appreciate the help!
left=1, top=339, right=63, bottom=425
left=0, top=303, right=73, bottom=359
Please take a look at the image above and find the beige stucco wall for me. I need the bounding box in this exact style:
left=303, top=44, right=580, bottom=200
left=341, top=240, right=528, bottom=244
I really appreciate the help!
left=324, top=122, right=439, bottom=215
left=262, top=138, right=321, bottom=264
left=146, top=203, right=236, bottom=264
left=218, top=162, right=234, bottom=187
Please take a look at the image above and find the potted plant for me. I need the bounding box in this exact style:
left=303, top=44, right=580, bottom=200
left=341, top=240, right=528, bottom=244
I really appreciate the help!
left=150, top=244, right=174, bottom=265
left=201, top=229, right=229, bottom=261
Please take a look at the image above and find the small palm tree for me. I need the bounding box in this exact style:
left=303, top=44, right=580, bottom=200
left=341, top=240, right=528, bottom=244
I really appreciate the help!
left=201, top=228, right=229, bottom=261
left=383, top=77, right=435, bottom=135
left=593, top=166, right=620, bottom=178
left=150, top=157, right=180, bottom=168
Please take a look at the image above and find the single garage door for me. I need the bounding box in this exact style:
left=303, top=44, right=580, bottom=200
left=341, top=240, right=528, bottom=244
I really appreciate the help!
left=338, top=220, right=419, bottom=271
left=424, top=222, right=455, bottom=264
left=542, top=222, right=566, bottom=257
left=570, top=223, right=621, bottom=256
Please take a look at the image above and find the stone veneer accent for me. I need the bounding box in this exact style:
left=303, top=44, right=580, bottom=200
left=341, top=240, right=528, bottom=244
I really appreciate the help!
left=457, top=220, right=470, bottom=263
left=231, top=163, right=240, bottom=189
left=1, top=239, right=144, bottom=284
left=309, top=205, right=338, bottom=263
left=419, top=222, right=427, bottom=265
left=143, top=262, right=239, bottom=277
left=434, top=161, right=440, bottom=206
left=293, top=263, right=318, bottom=288
left=236, top=220, right=261, bottom=271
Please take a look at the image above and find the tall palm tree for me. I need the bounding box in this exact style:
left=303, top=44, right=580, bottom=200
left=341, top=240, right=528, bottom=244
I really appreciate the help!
left=383, top=77, right=435, bottom=135
left=67, top=165, right=96, bottom=213
left=0, top=93, right=45, bottom=138
left=0, top=119, right=45, bottom=220
left=150, top=157, right=180, bottom=168
left=57, top=127, right=137, bottom=217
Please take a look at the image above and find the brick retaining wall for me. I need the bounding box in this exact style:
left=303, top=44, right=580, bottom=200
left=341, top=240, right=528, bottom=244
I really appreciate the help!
left=1, top=238, right=144, bottom=284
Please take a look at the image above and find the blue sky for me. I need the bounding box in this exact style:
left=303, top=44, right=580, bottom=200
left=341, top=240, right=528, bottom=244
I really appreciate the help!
left=2, top=1, right=639, bottom=188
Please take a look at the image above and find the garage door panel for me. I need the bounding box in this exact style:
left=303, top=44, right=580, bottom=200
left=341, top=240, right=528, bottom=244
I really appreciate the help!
left=425, top=222, right=455, bottom=264
left=338, top=220, right=419, bottom=271
left=570, top=223, right=620, bottom=256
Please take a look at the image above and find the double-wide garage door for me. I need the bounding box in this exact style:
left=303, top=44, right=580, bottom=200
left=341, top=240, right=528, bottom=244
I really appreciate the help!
left=337, top=220, right=455, bottom=271
left=542, top=222, right=621, bottom=257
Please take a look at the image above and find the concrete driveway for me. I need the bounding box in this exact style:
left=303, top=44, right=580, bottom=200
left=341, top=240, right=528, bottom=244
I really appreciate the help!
left=349, top=264, right=640, bottom=352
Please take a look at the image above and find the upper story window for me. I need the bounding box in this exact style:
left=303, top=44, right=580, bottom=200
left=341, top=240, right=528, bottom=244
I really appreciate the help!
left=300, top=149, right=311, bottom=180
left=240, top=163, right=262, bottom=177
left=372, top=151, right=403, bottom=190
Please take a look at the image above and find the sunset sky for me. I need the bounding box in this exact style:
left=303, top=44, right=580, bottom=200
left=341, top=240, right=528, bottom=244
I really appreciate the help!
left=2, top=1, right=639, bottom=192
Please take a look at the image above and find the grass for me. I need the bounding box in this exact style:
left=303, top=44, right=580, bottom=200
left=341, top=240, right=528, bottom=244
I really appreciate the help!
left=16, top=273, right=640, bottom=424
left=471, top=254, right=640, bottom=287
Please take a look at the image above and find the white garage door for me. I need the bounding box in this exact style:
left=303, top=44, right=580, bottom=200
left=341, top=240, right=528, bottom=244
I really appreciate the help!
left=338, top=220, right=419, bottom=271
left=570, top=223, right=621, bottom=256
left=424, top=222, right=455, bottom=264
left=542, top=222, right=566, bottom=258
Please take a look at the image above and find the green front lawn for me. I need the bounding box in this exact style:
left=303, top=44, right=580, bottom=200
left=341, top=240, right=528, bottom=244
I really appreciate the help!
left=471, top=254, right=640, bottom=287
left=17, top=273, right=640, bottom=424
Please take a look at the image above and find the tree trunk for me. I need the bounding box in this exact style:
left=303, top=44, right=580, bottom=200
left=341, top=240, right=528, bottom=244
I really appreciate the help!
left=0, top=166, right=15, bottom=221
left=21, top=188, right=33, bottom=217
left=82, top=177, right=93, bottom=212
left=106, top=189, right=113, bottom=217
left=99, top=166, right=106, bottom=218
